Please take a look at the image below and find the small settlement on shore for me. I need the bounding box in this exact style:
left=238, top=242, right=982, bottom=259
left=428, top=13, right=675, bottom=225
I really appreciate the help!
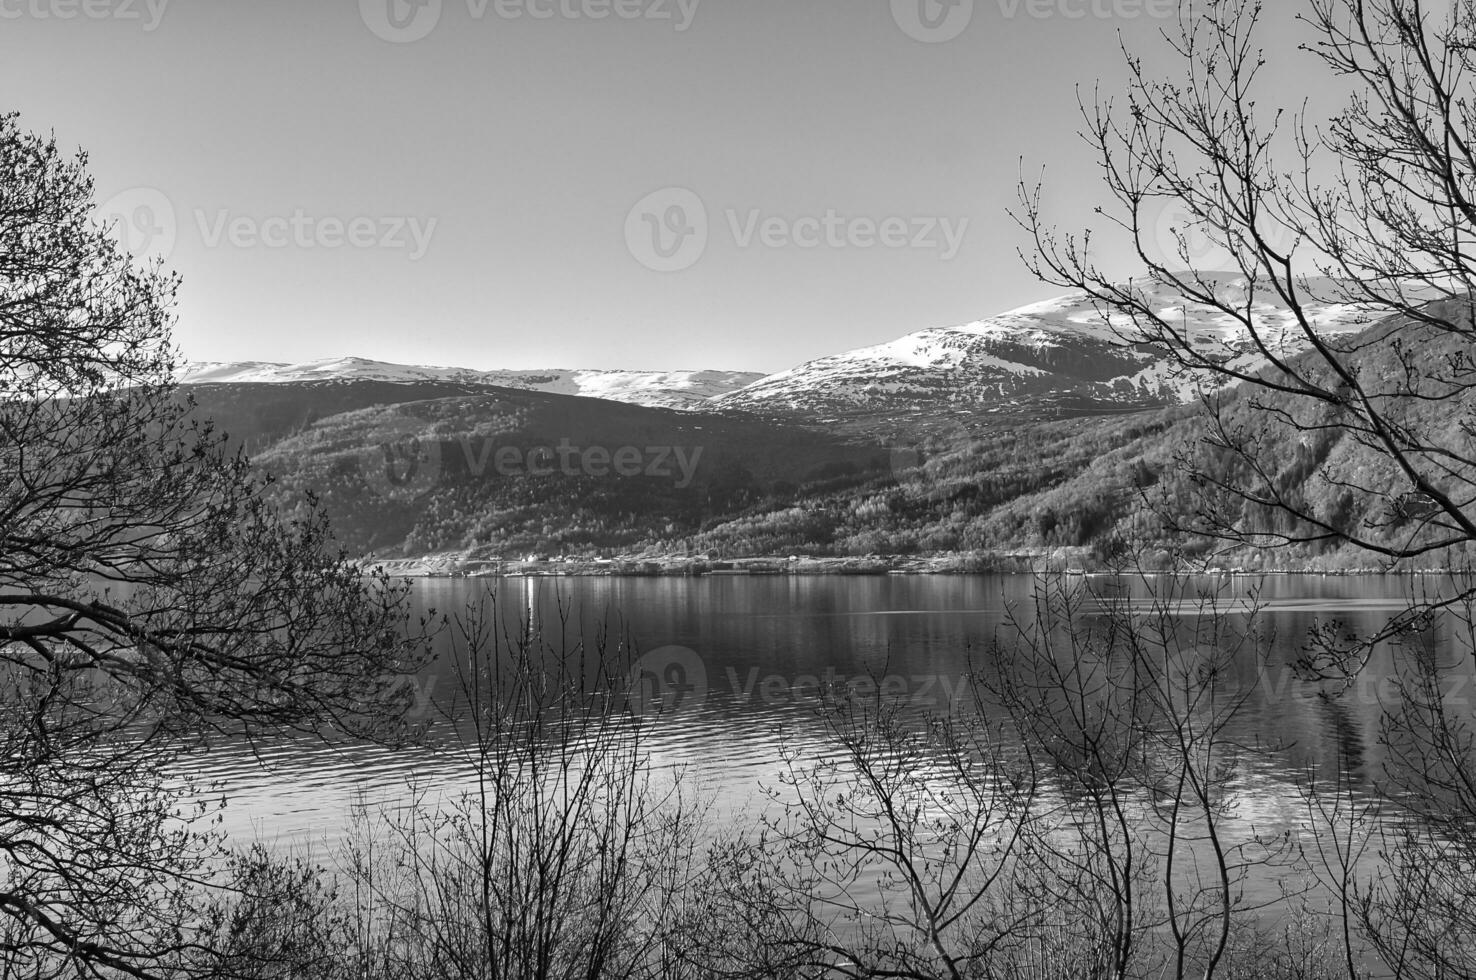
left=363, top=550, right=1443, bottom=579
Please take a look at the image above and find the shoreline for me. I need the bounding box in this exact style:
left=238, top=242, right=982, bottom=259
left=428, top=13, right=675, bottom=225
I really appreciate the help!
left=360, top=552, right=1463, bottom=579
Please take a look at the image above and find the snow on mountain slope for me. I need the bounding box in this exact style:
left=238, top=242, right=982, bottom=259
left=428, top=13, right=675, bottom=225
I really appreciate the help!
left=177, top=358, right=765, bottom=412
left=177, top=276, right=1388, bottom=424
left=714, top=275, right=1381, bottom=421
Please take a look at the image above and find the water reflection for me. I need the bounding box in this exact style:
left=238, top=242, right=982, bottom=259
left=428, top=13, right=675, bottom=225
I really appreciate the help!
left=173, top=574, right=1467, bottom=865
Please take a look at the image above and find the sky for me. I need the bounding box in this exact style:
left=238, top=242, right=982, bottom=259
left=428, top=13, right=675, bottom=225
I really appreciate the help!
left=0, top=0, right=1329, bottom=374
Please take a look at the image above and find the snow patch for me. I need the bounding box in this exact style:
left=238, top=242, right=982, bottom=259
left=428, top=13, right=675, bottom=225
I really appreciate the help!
left=176, top=358, right=765, bottom=411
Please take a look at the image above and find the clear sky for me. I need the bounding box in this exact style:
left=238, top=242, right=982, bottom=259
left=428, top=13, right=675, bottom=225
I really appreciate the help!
left=1, top=0, right=1325, bottom=374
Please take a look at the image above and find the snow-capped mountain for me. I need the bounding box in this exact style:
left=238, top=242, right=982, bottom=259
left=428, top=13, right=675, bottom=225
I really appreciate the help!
left=713, top=275, right=1380, bottom=422
left=177, top=358, right=765, bottom=412
left=178, top=276, right=1390, bottom=425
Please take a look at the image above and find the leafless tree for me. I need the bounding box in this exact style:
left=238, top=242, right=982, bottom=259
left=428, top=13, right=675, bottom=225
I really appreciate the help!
left=329, top=590, right=702, bottom=980
left=989, top=570, right=1295, bottom=980
left=0, top=111, right=425, bottom=977
left=672, top=570, right=1292, bottom=980
left=1018, top=1, right=1476, bottom=973
left=668, top=675, right=1037, bottom=979
left=1017, top=0, right=1476, bottom=601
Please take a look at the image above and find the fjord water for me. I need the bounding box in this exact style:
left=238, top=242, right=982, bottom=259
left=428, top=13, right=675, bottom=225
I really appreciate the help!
left=185, top=573, right=1468, bottom=889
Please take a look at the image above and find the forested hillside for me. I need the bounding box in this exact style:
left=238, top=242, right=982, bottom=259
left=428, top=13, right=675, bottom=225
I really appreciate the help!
left=183, top=303, right=1475, bottom=570
left=188, top=382, right=894, bottom=557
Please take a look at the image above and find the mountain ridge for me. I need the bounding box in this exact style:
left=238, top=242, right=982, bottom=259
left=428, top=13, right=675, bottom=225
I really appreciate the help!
left=180, top=277, right=1465, bottom=566
left=711, top=275, right=1380, bottom=423
left=181, top=275, right=1383, bottom=426
left=178, top=358, right=766, bottom=412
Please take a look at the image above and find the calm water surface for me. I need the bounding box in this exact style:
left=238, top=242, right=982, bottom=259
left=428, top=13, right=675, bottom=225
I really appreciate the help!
left=180, top=574, right=1472, bottom=894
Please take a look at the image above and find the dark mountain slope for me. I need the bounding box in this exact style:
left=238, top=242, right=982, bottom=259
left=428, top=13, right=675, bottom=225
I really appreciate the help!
left=195, top=384, right=896, bottom=557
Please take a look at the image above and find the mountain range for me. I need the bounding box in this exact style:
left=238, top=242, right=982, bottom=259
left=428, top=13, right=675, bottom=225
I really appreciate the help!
left=178, top=359, right=765, bottom=413
left=181, top=275, right=1376, bottom=429
left=712, top=275, right=1376, bottom=424
left=178, top=275, right=1431, bottom=566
